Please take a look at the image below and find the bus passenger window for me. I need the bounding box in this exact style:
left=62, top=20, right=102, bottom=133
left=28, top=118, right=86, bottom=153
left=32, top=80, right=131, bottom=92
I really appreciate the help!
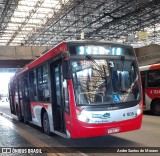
left=43, top=64, right=48, bottom=83
left=29, top=69, right=38, bottom=101
left=147, top=69, right=160, bottom=87
left=37, top=64, right=50, bottom=102
left=37, top=84, right=50, bottom=102
left=37, top=67, right=43, bottom=84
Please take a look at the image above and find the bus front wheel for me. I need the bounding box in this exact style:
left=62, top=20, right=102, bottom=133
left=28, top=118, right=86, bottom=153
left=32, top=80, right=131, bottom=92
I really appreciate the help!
left=42, top=112, right=51, bottom=135
left=152, top=100, right=160, bottom=116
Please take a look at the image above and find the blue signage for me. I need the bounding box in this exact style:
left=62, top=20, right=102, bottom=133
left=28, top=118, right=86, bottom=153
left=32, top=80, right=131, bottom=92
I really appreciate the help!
left=113, top=94, right=120, bottom=103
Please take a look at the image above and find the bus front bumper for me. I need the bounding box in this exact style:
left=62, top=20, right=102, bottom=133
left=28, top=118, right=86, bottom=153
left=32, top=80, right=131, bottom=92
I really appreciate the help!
left=69, top=114, right=143, bottom=138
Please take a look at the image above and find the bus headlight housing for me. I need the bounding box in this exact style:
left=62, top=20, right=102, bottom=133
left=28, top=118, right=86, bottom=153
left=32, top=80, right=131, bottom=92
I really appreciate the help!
left=137, top=105, right=143, bottom=116
left=76, top=110, right=90, bottom=123
left=137, top=108, right=141, bottom=115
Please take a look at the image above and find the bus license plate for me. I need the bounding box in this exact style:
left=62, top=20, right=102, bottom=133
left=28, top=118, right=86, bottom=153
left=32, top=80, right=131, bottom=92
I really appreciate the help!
left=108, top=127, right=120, bottom=134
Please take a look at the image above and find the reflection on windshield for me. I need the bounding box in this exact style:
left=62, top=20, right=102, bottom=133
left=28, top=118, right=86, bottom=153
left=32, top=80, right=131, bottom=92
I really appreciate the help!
left=72, top=59, right=140, bottom=105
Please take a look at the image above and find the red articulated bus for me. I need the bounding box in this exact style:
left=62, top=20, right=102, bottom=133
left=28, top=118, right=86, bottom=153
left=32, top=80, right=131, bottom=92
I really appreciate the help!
left=140, top=63, right=160, bottom=115
left=9, top=40, right=143, bottom=138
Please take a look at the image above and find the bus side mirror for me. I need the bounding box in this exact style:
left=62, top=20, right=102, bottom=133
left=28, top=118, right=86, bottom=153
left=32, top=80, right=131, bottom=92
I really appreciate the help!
left=62, top=60, right=71, bottom=79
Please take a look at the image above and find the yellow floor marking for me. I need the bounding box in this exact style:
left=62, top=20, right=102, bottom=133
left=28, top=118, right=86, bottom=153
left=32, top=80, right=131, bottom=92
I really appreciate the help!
left=0, top=115, right=65, bottom=156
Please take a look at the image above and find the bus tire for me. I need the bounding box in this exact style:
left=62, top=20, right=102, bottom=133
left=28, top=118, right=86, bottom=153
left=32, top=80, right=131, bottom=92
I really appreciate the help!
left=151, top=100, right=160, bottom=116
left=42, top=111, right=51, bottom=135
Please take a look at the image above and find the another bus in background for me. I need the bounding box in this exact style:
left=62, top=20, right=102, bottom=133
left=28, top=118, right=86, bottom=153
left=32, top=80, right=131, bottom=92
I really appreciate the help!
left=9, top=40, right=143, bottom=138
left=0, top=90, right=9, bottom=102
left=140, top=63, right=160, bottom=115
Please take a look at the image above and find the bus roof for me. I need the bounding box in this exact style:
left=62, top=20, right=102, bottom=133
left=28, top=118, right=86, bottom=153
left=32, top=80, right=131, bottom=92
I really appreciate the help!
left=139, top=63, right=160, bottom=71
left=14, top=40, right=133, bottom=77
left=66, top=40, right=133, bottom=47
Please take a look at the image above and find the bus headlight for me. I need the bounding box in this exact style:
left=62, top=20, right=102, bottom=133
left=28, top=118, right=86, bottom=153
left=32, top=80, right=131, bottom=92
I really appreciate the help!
left=137, top=105, right=143, bottom=116
left=137, top=108, right=141, bottom=115
left=76, top=110, right=90, bottom=123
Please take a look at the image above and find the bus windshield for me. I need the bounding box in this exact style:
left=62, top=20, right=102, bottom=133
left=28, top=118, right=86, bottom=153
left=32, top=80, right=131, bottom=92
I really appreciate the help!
left=71, top=58, right=140, bottom=105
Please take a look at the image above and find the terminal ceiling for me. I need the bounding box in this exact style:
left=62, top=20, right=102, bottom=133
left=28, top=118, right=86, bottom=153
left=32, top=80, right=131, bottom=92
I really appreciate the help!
left=0, top=0, right=160, bottom=48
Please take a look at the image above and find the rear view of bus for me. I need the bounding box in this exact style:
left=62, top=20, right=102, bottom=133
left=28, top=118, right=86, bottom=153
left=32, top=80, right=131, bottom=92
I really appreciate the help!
left=65, top=41, right=143, bottom=138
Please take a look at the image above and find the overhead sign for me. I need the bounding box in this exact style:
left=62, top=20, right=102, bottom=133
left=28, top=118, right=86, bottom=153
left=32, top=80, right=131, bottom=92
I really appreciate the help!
left=137, top=31, right=148, bottom=40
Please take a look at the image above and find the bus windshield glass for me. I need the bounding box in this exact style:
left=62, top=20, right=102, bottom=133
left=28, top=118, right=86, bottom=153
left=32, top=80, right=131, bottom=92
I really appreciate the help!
left=71, top=58, right=140, bottom=105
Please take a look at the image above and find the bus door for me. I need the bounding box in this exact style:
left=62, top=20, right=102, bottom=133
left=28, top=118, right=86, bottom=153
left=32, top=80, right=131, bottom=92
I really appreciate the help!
left=141, top=71, right=146, bottom=108
left=22, top=73, right=32, bottom=122
left=50, top=60, right=66, bottom=134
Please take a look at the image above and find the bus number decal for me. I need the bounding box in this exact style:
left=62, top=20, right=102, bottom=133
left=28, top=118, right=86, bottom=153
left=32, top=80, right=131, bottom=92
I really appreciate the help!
left=150, top=89, right=160, bottom=94
left=154, top=90, right=160, bottom=94
left=109, top=61, right=114, bottom=67
left=123, top=112, right=134, bottom=117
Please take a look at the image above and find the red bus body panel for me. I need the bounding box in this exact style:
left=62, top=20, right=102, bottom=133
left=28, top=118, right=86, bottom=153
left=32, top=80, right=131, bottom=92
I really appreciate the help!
left=150, top=63, right=160, bottom=70
left=64, top=80, right=143, bottom=138
left=70, top=114, right=142, bottom=138
left=15, top=42, right=67, bottom=76
left=146, top=88, right=160, bottom=99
